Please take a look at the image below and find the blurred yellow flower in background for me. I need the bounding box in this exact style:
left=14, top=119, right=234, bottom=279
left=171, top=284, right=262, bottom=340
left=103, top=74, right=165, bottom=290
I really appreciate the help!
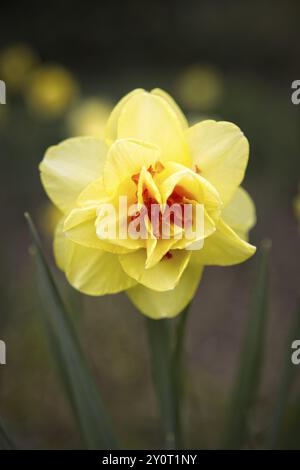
left=0, top=44, right=38, bottom=92
left=294, top=184, right=300, bottom=230
left=175, top=64, right=223, bottom=112
left=39, top=89, right=256, bottom=319
left=67, top=98, right=112, bottom=138
left=26, top=65, right=78, bottom=117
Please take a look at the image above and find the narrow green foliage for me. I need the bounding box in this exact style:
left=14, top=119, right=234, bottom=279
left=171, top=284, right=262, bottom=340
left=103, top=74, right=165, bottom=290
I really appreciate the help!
left=223, top=240, right=270, bottom=449
left=25, top=213, right=118, bottom=450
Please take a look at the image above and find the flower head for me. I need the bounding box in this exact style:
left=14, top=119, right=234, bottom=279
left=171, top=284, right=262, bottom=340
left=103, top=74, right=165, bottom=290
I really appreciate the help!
left=39, top=89, right=256, bottom=318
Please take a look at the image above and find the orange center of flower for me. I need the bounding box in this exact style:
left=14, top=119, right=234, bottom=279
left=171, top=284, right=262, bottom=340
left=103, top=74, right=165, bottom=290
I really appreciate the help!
left=130, top=162, right=194, bottom=241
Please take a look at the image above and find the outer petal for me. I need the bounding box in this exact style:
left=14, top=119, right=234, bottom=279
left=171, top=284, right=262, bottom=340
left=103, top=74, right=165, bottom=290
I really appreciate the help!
left=186, top=120, right=249, bottom=205
left=192, top=218, right=256, bottom=266
left=54, top=220, right=136, bottom=294
left=119, top=249, right=191, bottom=291
left=63, top=206, right=131, bottom=254
left=40, top=137, right=107, bottom=213
left=105, top=89, right=144, bottom=145
left=127, top=262, right=204, bottom=319
left=65, top=243, right=136, bottom=295
left=151, top=88, right=188, bottom=129
left=222, top=186, right=256, bottom=239
left=117, top=91, right=192, bottom=167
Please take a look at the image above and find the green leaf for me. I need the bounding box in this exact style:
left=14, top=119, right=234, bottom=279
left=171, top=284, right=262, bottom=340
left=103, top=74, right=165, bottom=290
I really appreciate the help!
left=25, top=213, right=118, bottom=450
left=267, top=301, right=300, bottom=449
left=0, top=418, right=16, bottom=450
left=145, top=305, right=190, bottom=449
left=222, top=240, right=271, bottom=449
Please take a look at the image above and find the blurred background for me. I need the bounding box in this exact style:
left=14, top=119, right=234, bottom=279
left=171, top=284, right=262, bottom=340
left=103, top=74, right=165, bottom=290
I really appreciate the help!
left=0, top=0, right=299, bottom=449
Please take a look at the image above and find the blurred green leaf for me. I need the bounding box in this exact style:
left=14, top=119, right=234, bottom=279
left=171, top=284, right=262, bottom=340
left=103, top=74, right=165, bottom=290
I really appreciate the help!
left=223, top=240, right=270, bottom=449
left=146, top=305, right=190, bottom=449
left=0, top=418, right=15, bottom=450
left=268, top=301, right=300, bottom=449
left=25, top=213, right=118, bottom=450
left=146, top=317, right=177, bottom=449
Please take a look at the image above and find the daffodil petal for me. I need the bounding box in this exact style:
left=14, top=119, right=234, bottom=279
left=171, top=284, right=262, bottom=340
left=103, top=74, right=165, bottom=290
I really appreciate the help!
left=64, top=206, right=131, bottom=254
left=119, top=249, right=191, bottom=291
left=186, top=120, right=249, bottom=205
left=192, top=218, right=256, bottom=266
left=137, top=166, right=162, bottom=208
left=103, top=138, right=160, bottom=194
left=173, top=209, right=216, bottom=249
left=95, top=206, right=143, bottom=251
left=222, top=186, right=256, bottom=238
left=40, top=137, right=107, bottom=213
left=65, top=243, right=137, bottom=295
left=127, top=262, right=204, bottom=318
left=159, top=162, right=221, bottom=212
left=145, top=237, right=178, bottom=269
left=151, top=88, right=188, bottom=130
left=105, top=89, right=145, bottom=145
left=77, top=177, right=111, bottom=207
left=117, top=91, right=192, bottom=167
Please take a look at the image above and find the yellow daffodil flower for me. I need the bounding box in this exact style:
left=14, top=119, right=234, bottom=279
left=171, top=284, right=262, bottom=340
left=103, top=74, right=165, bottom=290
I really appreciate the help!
left=26, top=65, right=78, bottom=117
left=39, top=88, right=256, bottom=319
left=67, top=98, right=112, bottom=138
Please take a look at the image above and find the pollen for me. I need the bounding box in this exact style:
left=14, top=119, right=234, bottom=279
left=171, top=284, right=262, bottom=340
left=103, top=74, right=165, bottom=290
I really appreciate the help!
left=131, top=161, right=165, bottom=185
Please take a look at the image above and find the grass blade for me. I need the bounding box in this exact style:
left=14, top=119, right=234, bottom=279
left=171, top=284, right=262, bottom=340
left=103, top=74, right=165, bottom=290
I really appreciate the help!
left=25, top=213, right=118, bottom=450
left=268, top=301, right=300, bottom=449
left=223, top=240, right=271, bottom=449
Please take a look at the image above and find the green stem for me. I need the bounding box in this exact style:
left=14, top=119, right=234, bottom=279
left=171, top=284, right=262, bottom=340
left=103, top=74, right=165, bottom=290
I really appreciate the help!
left=145, top=305, right=190, bottom=449
left=172, top=306, right=189, bottom=447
